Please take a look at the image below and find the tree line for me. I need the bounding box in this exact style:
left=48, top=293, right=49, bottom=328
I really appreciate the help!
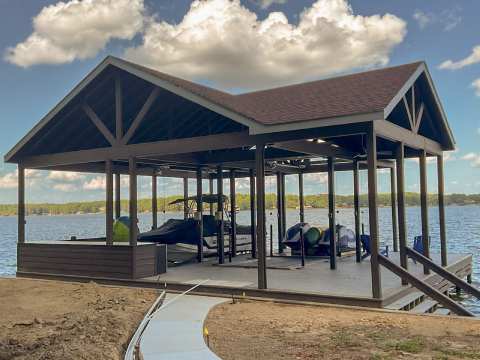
left=0, top=192, right=479, bottom=216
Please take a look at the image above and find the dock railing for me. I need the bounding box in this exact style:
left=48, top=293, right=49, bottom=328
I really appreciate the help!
left=377, top=254, right=474, bottom=317
left=405, top=247, right=480, bottom=300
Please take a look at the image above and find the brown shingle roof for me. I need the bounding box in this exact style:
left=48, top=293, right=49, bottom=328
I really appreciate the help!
left=121, top=58, right=422, bottom=126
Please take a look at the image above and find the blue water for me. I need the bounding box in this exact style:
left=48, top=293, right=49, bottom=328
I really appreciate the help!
left=0, top=205, right=479, bottom=313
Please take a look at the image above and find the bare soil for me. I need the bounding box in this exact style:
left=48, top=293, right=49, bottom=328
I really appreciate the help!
left=0, top=278, right=156, bottom=360
left=206, top=300, right=480, bottom=360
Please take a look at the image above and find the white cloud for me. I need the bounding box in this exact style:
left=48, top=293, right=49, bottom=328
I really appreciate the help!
left=0, top=169, right=42, bottom=189
left=48, top=171, right=85, bottom=181
left=413, top=7, right=461, bottom=32
left=5, top=0, right=145, bottom=67
left=53, top=183, right=78, bottom=192
left=439, top=45, right=480, bottom=70
left=304, top=173, right=328, bottom=184
left=413, top=10, right=432, bottom=29
left=83, top=176, right=106, bottom=190
left=472, top=78, right=480, bottom=97
left=462, top=152, right=480, bottom=167
left=124, top=0, right=406, bottom=90
left=251, top=0, right=287, bottom=9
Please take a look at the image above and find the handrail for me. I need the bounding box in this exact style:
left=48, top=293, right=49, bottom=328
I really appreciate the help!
left=125, top=290, right=167, bottom=360
left=378, top=254, right=474, bottom=317
left=406, top=247, right=480, bottom=300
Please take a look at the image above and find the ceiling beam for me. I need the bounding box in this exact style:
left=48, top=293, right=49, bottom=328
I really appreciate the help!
left=122, top=87, right=160, bottom=145
left=272, top=140, right=354, bottom=160
left=82, top=103, right=116, bottom=146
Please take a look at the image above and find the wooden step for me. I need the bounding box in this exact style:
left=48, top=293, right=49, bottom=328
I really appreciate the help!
left=385, top=291, right=425, bottom=311
left=433, top=307, right=451, bottom=316
left=410, top=299, right=438, bottom=314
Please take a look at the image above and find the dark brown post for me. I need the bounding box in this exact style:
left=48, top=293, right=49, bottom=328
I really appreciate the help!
left=115, top=77, right=123, bottom=141
left=390, top=167, right=399, bottom=252
left=327, top=157, right=336, bottom=270
left=229, top=170, right=237, bottom=256
left=281, top=173, right=287, bottom=246
left=256, top=143, right=267, bottom=289
left=196, top=168, right=204, bottom=262
left=299, top=172, right=305, bottom=223
left=249, top=169, right=257, bottom=258
left=396, top=143, right=408, bottom=285
left=115, top=173, right=121, bottom=219
left=217, top=166, right=225, bottom=264
left=419, top=150, right=430, bottom=274
left=367, top=125, right=382, bottom=299
left=183, top=177, right=189, bottom=219
left=106, top=160, right=114, bottom=245
left=353, top=159, right=361, bottom=263
left=152, top=174, right=158, bottom=229
left=276, top=172, right=284, bottom=253
left=209, top=176, right=214, bottom=215
left=129, top=157, right=138, bottom=246
left=437, top=154, right=447, bottom=266
left=18, top=164, right=25, bottom=244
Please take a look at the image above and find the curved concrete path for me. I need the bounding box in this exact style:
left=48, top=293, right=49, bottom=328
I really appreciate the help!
left=140, top=294, right=226, bottom=359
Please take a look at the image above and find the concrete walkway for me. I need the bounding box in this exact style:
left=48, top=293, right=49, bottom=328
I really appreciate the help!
left=140, top=294, right=226, bottom=359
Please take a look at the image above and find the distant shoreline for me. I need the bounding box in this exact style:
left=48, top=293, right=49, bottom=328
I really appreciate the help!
left=0, top=192, right=478, bottom=217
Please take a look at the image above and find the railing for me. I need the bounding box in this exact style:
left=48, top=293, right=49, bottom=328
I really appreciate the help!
left=378, top=254, right=474, bottom=317
left=405, top=247, right=480, bottom=300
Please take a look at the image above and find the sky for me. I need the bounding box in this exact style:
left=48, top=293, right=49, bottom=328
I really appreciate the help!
left=0, top=0, right=479, bottom=204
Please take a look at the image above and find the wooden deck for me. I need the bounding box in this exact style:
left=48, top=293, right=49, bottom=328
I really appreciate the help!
left=141, top=251, right=472, bottom=308
left=16, top=240, right=472, bottom=309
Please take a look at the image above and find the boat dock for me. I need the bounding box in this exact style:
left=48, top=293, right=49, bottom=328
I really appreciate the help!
left=7, top=56, right=479, bottom=316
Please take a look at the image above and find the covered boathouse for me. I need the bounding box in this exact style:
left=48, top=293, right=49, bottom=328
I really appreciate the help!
left=6, top=56, right=477, bottom=315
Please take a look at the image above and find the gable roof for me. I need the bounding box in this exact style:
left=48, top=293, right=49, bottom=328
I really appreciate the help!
left=123, top=58, right=422, bottom=126
left=5, top=56, right=454, bottom=162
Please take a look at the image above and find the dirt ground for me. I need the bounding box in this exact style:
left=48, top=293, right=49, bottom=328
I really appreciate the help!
left=0, top=278, right=157, bottom=360
left=206, top=300, right=480, bottom=360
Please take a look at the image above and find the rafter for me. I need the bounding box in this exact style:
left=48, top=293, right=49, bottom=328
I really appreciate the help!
left=414, top=102, right=425, bottom=133
left=402, top=96, right=414, bottom=131
left=82, top=103, right=116, bottom=146
left=122, top=87, right=160, bottom=145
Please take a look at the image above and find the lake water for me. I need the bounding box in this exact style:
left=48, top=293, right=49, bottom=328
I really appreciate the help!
left=1, top=205, right=479, bottom=314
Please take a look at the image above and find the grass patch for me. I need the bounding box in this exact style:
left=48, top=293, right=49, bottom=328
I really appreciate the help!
left=330, top=329, right=362, bottom=348
left=386, top=337, right=426, bottom=354
left=435, top=347, right=480, bottom=359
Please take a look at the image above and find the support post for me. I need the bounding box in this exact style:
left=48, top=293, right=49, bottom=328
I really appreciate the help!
left=230, top=170, right=237, bottom=257
left=129, top=157, right=138, bottom=246
left=281, top=173, right=287, bottom=246
left=217, top=166, right=225, bottom=264
left=106, top=160, right=114, bottom=245
left=396, top=143, right=408, bottom=285
left=437, top=154, right=447, bottom=266
left=256, top=143, right=267, bottom=289
left=209, top=176, right=214, bottom=215
left=390, top=167, right=399, bottom=252
left=367, top=126, right=382, bottom=299
left=152, top=174, right=157, bottom=229
left=276, top=172, right=284, bottom=253
left=299, top=172, right=305, bottom=223
left=327, top=157, right=336, bottom=270
left=18, top=165, right=25, bottom=244
left=196, top=168, right=204, bottom=262
left=420, top=150, right=430, bottom=275
left=249, top=169, right=257, bottom=258
left=183, top=177, right=189, bottom=219
left=353, top=159, right=361, bottom=263
left=115, top=173, right=121, bottom=219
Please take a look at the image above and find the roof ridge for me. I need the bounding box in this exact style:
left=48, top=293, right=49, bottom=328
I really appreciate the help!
left=235, top=61, right=424, bottom=97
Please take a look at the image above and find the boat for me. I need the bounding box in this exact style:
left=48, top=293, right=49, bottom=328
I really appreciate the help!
left=138, top=194, right=251, bottom=245
left=283, top=222, right=355, bottom=256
